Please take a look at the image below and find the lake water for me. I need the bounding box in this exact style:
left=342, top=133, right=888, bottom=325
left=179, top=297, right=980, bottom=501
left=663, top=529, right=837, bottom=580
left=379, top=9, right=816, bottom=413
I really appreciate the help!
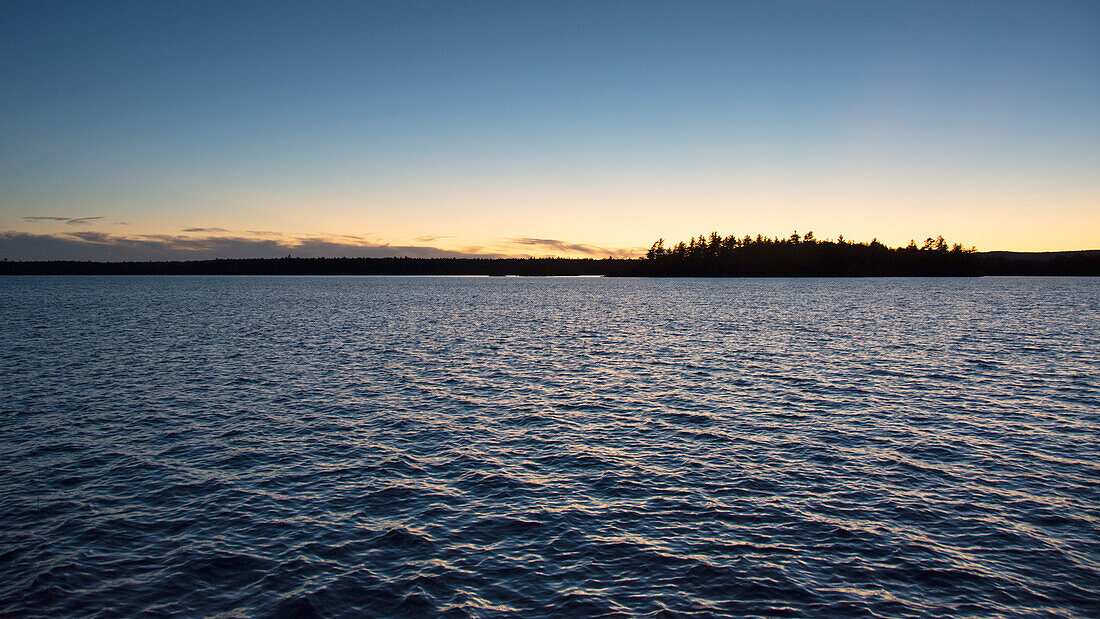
left=1, top=276, right=1097, bottom=617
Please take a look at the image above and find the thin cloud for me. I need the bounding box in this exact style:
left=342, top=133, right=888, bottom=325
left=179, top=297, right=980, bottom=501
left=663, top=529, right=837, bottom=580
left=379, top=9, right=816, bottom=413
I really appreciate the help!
left=508, top=237, right=640, bottom=258
left=135, top=234, right=189, bottom=242
left=67, top=231, right=112, bottom=243
left=182, top=227, right=229, bottom=233
left=23, top=216, right=105, bottom=225
left=510, top=237, right=609, bottom=256
left=415, top=235, right=456, bottom=242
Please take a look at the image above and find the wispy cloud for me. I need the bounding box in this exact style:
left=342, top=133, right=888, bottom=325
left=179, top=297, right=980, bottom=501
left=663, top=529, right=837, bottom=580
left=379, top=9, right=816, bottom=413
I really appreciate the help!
left=509, top=237, right=632, bottom=257
left=23, top=216, right=104, bottom=225
left=182, top=227, right=229, bottom=233
left=67, top=231, right=112, bottom=243
left=66, top=216, right=104, bottom=225
left=415, top=235, right=456, bottom=242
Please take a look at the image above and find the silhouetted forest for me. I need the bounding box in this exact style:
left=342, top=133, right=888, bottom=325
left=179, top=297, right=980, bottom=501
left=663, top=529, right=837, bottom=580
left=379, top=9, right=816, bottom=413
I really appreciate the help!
left=617, top=232, right=980, bottom=276
left=2, top=233, right=1098, bottom=276
left=613, top=232, right=1099, bottom=276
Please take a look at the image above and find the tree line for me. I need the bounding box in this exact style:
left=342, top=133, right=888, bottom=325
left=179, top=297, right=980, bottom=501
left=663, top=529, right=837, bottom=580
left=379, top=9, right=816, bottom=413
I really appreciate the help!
left=3, top=235, right=1097, bottom=276
left=611, top=231, right=980, bottom=276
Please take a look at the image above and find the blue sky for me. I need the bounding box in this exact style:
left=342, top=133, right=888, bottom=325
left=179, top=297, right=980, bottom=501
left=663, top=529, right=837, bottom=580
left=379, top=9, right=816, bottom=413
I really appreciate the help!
left=2, top=0, right=1097, bottom=259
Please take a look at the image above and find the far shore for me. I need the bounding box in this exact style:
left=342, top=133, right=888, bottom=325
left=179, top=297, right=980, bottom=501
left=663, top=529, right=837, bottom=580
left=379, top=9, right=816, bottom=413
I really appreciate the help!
left=2, top=249, right=1098, bottom=277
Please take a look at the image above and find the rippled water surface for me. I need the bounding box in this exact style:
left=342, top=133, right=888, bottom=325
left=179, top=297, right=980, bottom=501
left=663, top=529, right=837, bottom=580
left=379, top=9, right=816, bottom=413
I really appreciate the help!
left=2, top=276, right=1098, bottom=617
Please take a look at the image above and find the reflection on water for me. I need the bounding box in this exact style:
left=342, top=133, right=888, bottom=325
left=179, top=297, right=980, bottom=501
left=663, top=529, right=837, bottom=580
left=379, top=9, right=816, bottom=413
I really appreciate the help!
left=1, top=276, right=1098, bottom=616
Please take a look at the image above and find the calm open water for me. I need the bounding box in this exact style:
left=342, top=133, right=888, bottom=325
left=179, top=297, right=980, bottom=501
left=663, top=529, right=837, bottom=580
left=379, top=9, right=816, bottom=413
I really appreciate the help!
left=1, top=276, right=1098, bottom=617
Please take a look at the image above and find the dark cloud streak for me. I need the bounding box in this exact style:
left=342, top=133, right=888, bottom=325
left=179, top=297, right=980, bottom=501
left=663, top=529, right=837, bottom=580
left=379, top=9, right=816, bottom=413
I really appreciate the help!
left=24, top=216, right=104, bottom=225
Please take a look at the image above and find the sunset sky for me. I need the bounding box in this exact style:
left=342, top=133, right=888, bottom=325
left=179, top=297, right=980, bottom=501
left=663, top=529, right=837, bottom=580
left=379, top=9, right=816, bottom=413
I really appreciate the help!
left=2, top=0, right=1097, bottom=260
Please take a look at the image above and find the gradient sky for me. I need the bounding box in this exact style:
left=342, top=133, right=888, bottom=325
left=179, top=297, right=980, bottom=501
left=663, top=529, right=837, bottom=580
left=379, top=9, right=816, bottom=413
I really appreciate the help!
left=2, top=0, right=1097, bottom=260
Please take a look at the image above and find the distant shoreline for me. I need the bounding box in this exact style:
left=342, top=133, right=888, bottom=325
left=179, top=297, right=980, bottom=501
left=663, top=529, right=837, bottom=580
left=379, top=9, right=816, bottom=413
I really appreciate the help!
left=2, top=250, right=1098, bottom=277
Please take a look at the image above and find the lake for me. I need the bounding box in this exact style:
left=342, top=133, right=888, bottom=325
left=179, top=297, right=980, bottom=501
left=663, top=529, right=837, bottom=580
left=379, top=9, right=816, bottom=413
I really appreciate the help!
left=1, top=276, right=1097, bottom=616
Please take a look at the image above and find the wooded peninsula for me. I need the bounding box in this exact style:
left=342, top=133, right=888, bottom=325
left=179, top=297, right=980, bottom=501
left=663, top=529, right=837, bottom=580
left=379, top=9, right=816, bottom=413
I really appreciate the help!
left=3, top=232, right=1098, bottom=276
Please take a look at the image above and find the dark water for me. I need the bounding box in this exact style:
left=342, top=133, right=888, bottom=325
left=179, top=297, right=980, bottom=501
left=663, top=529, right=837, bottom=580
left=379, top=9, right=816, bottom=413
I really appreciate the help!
left=1, top=276, right=1097, bottom=617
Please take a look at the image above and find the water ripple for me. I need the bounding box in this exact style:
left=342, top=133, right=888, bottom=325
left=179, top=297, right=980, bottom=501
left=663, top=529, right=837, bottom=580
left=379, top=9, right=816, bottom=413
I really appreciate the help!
left=1, top=276, right=1098, bottom=616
